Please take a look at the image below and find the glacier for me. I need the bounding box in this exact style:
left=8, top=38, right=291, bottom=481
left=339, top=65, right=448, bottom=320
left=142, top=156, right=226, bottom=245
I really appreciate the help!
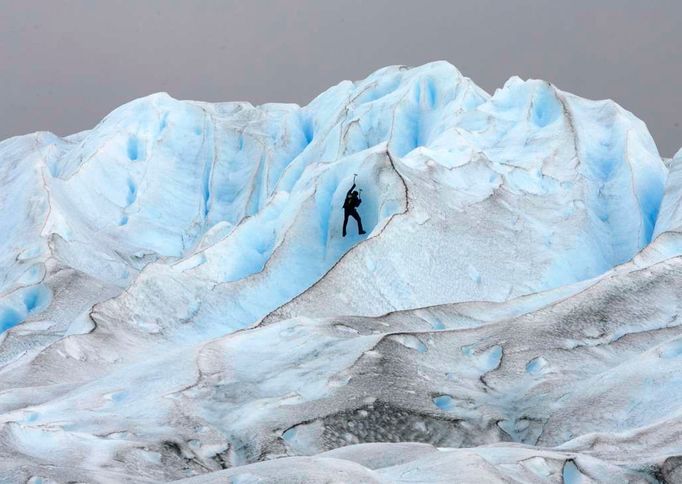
left=0, top=61, right=681, bottom=482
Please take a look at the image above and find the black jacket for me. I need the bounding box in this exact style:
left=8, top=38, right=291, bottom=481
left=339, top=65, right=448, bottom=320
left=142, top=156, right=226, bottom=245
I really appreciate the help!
left=343, top=184, right=362, bottom=210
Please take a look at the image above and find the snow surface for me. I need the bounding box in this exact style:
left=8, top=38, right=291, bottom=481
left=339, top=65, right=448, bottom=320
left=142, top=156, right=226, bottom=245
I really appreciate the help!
left=0, top=61, right=681, bottom=482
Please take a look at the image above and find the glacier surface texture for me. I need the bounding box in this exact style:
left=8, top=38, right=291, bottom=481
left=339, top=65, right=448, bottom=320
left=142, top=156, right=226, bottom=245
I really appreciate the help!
left=1, top=62, right=682, bottom=483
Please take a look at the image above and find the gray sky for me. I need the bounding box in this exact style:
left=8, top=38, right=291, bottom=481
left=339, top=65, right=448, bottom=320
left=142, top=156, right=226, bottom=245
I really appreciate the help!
left=1, top=0, right=680, bottom=155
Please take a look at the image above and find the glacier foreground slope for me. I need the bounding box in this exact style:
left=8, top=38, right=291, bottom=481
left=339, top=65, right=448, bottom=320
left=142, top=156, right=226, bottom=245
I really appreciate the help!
left=0, top=62, right=680, bottom=482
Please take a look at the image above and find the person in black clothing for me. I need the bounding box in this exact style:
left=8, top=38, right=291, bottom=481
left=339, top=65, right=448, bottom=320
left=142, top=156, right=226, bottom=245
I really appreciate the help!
left=343, top=175, right=366, bottom=237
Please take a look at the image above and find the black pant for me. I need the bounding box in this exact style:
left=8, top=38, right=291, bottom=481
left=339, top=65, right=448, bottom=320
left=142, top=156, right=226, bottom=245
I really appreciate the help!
left=343, top=209, right=364, bottom=236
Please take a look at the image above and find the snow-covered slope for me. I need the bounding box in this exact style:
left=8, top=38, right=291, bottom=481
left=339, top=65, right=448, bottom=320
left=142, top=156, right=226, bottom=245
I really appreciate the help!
left=0, top=62, right=680, bottom=483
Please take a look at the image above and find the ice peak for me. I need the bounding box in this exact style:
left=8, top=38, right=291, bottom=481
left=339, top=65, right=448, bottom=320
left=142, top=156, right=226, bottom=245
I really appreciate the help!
left=0, top=62, right=669, bottom=330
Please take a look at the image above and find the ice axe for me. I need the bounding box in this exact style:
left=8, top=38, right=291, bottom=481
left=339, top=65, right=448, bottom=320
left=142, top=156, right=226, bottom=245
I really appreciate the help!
left=353, top=174, right=362, bottom=193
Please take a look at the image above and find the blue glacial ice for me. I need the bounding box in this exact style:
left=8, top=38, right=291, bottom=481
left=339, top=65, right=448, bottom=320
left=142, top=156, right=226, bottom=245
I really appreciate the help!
left=0, top=61, right=681, bottom=483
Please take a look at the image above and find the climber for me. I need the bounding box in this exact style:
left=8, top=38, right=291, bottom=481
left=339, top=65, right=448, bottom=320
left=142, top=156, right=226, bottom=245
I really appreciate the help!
left=342, top=174, right=366, bottom=237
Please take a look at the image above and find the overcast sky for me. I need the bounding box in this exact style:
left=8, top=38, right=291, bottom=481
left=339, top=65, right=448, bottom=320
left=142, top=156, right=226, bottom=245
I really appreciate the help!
left=1, top=0, right=680, bottom=155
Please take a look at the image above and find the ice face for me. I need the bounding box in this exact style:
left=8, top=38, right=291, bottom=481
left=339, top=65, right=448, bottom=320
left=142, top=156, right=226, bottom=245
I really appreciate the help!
left=0, top=62, right=668, bottom=336
left=0, top=61, right=680, bottom=482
